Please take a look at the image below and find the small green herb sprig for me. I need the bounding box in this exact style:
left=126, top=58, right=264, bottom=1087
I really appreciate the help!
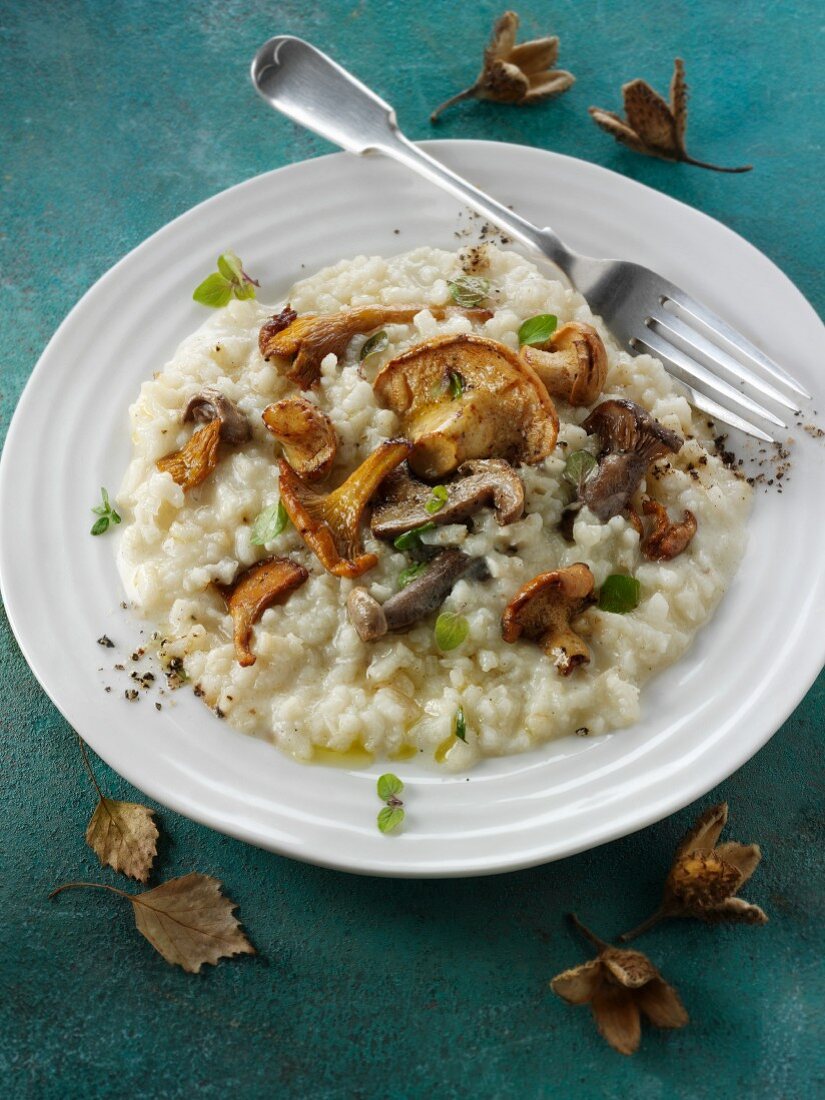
left=393, top=522, right=436, bottom=552
left=435, top=611, right=469, bottom=651
left=376, top=773, right=405, bottom=834
left=448, top=275, right=490, bottom=308
left=425, top=485, right=448, bottom=515
left=448, top=371, right=464, bottom=399
left=193, top=252, right=260, bottom=308
left=250, top=501, right=289, bottom=546
left=90, top=487, right=121, bottom=536
left=599, top=574, right=640, bottom=613
left=518, top=313, right=558, bottom=347
left=454, top=705, right=467, bottom=742
left=398, top=562, right=428, bottom=589
left=359, top=330, right=389, bottom=361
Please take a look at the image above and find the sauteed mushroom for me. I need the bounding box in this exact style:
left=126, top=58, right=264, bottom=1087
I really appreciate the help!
left=262, top=397, right=338, bottom=482
left=157, top=390, right=250, bottom=491
left=501, top=563, right=596, bottom=675
left=639, top=497, right=697, bottom=561
left=215, top=557, right=308, bottom=667
left=183, top=388, right=251, bottom=446
left=521, top=322, right=608, bottom=406
left=373, top=333, right=558, bottom=479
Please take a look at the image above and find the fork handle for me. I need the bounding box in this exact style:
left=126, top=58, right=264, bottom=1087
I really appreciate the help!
left=251, top=36, right=575, bottom=272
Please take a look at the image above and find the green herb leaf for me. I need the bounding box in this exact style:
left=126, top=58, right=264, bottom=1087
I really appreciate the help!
left=377, top=806, right=405, bottom=834
left=517, top=313, right=558, bottom=347
left=434, top=611, right=469, bottom=651
left=425, top=485, right=449, bottom=515
left=193, top=272, right=233, bottom=308
left=448, top=275, right=490, bottom=308
left=216, top=251, right=244, bottom=282
left=194, top=254, right=258, bottom=307
left=393, top=522, right=436, bottom=551
left=90, top=486, right=121, bottom=536
left=232, top=279, right=256, bottom=301
left=599, top=574, right=641, bottom=614
left=454, top=706, right=467, bottom=742
left=448, top=371, right=464, bottom=399
left=398, top=562, right=428, bottom=589
left=563, top=450, right=598, bottom=488
left=377, top=773, right=404, bottom=801
left=250, top=501, right=289, bottom=546
left=359, top=330, right=389, bottom=361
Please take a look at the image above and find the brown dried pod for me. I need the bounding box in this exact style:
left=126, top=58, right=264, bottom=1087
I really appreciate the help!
left=550, top=915, right=688, bottom=1056
left=619, top=802, right=768, bottom=941
left=589, top=58, right=752, bottom=173
left=431, top=10, right=575, bottom=122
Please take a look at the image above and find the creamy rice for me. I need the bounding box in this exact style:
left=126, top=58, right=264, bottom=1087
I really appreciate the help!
left=117, top=246, right=751, bottom=769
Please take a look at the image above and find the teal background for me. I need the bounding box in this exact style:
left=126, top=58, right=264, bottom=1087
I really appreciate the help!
left=1, top=1, right=823, bottom=1097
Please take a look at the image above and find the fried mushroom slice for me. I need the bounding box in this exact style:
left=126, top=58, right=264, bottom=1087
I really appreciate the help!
left=278, top=439, right=413, bottom=578
left=156, top=418, right=223, bottom=491
left=262, top=397, right=338, bottom=482
left=501, top=563, right=596, bottom=675
left=183, top=388, right=251, bottom=446
left=371, top=459, right=524, bottom=538
left=215, top=557, right=308, bottom=667
left=580, top=399, right=684, bottom=521
left=520, top=322, right=608, bottom=406
left=640, top=497, right=697, bottom=561
left=259, top=304, right=492, bottom=389
left=373, top=333, right=559, bottom=479
left=347, top=550, right=488, bottom=641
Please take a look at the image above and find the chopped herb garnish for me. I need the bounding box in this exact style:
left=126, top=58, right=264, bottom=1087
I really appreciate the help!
left=398, top=562, right=428, bottom=589
left=517, top=313, right=558, bottom=347
left=599, top=574, right=641, bottom=613
left=377, top=806, right=405, bottom=834
left=434, top=611, right=469, bottom=651
left=448, top=371, right=465, bottom=399
left=563, top=450, right=598, bottom=488
left=376, top=773, right=405, bottom=834
left=250, top=500, right=289, bottom=545
left=377, top=773, right=404, bottom=802
left=359, top=330, right=389, bottom=361
left=90, top=487, right=121, bottom=536
left=425, top=485, right=449, bottom=514
left=448, top=275, right=490, bottom=308
left=454, top=705, right=467, bottom=742
left=193, top=251, right=260, bottom=308
left=393, top=522, right=436, bottom=551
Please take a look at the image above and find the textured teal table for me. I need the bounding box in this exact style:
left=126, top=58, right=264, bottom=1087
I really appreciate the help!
left=1, top=3, right=823, bottom=1097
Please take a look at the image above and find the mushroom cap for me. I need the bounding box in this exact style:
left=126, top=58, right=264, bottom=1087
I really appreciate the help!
left=521, top=322, right=608, bottom=406
left=347, top=587, right=389, bottom=642
left=373, top=333, right=559, bottom=479
left=183, top=387, right=251, bottom=446
left=501, top=562, right=595, bottom=675
left=215, top=557, right=309, bottom=667
left=156, top=418, right=222, bottom=491
left=262, top=397, right=338, bottom=482
left=640, top=497, right=697, bottom=561
left=371, top=458, right=524, bottom=538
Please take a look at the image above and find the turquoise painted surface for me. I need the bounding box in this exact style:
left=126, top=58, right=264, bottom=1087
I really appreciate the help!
left=1, top=1, right=823, bottom=1096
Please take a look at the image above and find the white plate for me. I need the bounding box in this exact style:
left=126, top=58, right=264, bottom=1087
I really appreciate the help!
left=2, top=141, right=824, bottom=877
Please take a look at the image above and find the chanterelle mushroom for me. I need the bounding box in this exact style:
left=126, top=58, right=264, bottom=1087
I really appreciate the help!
left=215, top=557, right=308, bottom=667
left=501, top=563, right=596, bottom=675
left=371, top=459, right=524, bottom=538
left=183, top=388, right=251, bottom=446
left=259, top=303, right=492, bottom=389
left=262, top=397, right=338, bottom=482
left=373, top=334, right=559, bottom=479
left=521, top=322, right=608, bottom=406
left=347, top=549, right=488, bottom=642
left=580, top=399, right=683, bottom=521
left=278, top=439, right=412, bottom=578
left=639, top=497, right=697, bottom=561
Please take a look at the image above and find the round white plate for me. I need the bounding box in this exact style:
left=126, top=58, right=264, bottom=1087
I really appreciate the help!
left=2, top=142, right=824, bottom=877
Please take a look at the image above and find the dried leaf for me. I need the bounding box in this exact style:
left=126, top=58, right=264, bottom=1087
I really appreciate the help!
left=589, top=58, right=752, bottom=173
left=619, top=802, right=768, bottom=940
left=431, top=10, right=574, bottom=121
left=49, top=874, right=255, bottom=973
left=86, top=798, right=159, bottom=883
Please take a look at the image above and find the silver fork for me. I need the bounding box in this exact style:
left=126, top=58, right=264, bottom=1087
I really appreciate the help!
left=250, top=36, right=809, bottom=443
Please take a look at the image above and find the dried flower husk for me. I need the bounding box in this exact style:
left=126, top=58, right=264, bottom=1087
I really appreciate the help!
left=550, top=915, right=688, bottom=1055
left=431, top=10, right=574, bottom=122
left=619, top=802, right=768, bottom=941
left=589, top=58, right=752, bottom=173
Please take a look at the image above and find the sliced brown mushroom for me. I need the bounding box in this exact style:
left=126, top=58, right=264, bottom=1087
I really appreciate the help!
left=640, top=497, right=697, bottom=561
left=580, top=400, right=683, bottom=521
left=215, top=557, right=308, bottom=667
left=183, top=388, right=251, bottom=446
left=262, top=397, right=337, bottom=482
left=370, top=459, right=524, bottom=538
left=520, top=322, right=608, bottom=406
left=347, top=550, right=488, bottom=641
left=259, top=303, right=492, bottom=389
left=501, top=562, right=596, bottom=675
left=278, top=439, right=412, bottom=579
left=156, top=418, right=223, bottom=491
left=373, top=334, right=559, bottom=479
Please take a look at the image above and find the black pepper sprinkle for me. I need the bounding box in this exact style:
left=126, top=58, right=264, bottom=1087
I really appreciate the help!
left=125, top=689, right=139, bottom=702
left=155, top=702, right=162, bottom=711
left=575, top=727, right=590, bottom=737
left=114, top=663, right=125, bottom=671
left=104, top=686, right=112, bottom=693
left=131, top=649, right=144, bottom=661
left=97, top=635, right=115, bottom=648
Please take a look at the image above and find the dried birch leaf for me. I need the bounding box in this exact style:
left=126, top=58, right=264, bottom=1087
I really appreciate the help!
left=86, top=798, right=159, bottom=883
left=49, top=874, right=255, bottom=973
left=589, top=58, right=752, bottom=173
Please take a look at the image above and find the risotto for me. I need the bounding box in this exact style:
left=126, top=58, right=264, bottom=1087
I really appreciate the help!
left=116, top=245, right=751, bottom=769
